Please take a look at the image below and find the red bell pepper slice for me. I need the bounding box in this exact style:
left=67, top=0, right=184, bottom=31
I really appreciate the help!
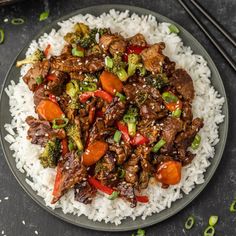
left=123, top=45, right=146, bottom=62
left=79, top=90, right=113, bottom=103
left=47, top=74, right=57, bottom=81
left=136, top=195, right=149, bottom=203
left=117, top=121, right=131, bottom=143
left=61, top=138, right=69, bottom=156
left=44, top=44, right=51, bottom=58
left=48, top=94, right=58, bottom=104
left=131, top=133, right=149, bottom=146
left=88, top=177, right=114, bottom=195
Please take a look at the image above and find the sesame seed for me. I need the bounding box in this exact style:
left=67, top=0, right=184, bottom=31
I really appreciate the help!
left=22, top=220, right=25, bottom=225
left=1, top=230, right=4, bottom=235
left=4, top=197, right=9, bottom=200
left=35, top=230, right=39, bottom=235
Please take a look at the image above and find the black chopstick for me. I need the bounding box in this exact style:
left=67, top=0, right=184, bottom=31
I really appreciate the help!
left=190, top=0, right=236, bottom=47
left=177, top=0, right=236, bottom=72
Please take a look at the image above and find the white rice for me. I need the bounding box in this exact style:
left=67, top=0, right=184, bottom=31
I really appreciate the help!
left=4, top=10, right=225, bottom=225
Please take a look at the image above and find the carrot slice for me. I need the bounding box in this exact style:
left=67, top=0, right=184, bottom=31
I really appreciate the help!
left=36, top=100, right=64, bottom=122
left=82, top=140, right=108, bottom=166
left=100, top=70, right=123, bottom=95
left=155, top=161, right=182, bottom=185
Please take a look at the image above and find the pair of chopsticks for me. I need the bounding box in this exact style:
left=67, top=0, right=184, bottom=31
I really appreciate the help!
left=177, top=0, right=236, bottom=71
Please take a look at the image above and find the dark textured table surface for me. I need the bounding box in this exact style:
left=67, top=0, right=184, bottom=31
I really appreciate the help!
left=0, top=0, right=235, bottom=235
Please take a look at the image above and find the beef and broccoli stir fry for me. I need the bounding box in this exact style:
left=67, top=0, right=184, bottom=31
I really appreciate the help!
left=17, top=23, right=203, bottom=207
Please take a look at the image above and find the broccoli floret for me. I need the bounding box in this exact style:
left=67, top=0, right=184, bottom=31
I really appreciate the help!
left=74, top=23, right=90, bottom=35
left=123, top=107, right=139, bottom=136
left=16, top=49, right=44, bottom=67
left=127, top=53, right=146, bottom=77
left=39, top=139, right=61, bottom=168
left=66, top=124, right=83, bottom=151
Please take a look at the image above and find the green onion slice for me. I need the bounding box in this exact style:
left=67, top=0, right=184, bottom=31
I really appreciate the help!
left=209, top=215, right=218, bottom=226
left=162, top=91, right=178, bottom=103
left=184, top=216, right=195, bottom=230
left=172, top=108, right=182, bottom=118
left=108, top=191, right=119, bottom=200
left=39, top=11, right=49, bottom=21
left=137, top=228, right=145, bottom=236
left=169, top=24, right=180, bottom=34
left=11, top=18, right=25, bottom=25
left=35, top=76, right=43, bottom=85
left=81, top=82, right=97, bottom=92
left=114, top=130, right=122, bottom=143
left=0, top=28, right=4, bottom=44
left=117, top=68, right=128, bottom=81
left=68, top=139, right=74, bottom=151
left=204, top=225, right=215, bottom=236
left=191, top=134, right=201, bottom=150
left=105, top=56, right=113, bottom=68
left=230, top=199, right=236, bottom=212
left=152, top=139, right=166, bottom=153
left=118, top=167, right=125, bottom=179
left=52, top=116, right=69, bottom=129
left=72, top=47, right=84, bottom=57
left=116, top=92, right=126, bottom=101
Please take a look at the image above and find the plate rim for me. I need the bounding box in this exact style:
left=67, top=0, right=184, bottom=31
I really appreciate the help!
left=0, top=4, right=229, bottom=232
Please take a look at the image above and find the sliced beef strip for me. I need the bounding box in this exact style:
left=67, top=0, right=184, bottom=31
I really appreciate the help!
left=170, top=69, right=194, bottom=102
left=175, top=117, right=204, bottom=152
left=104, top=97, right=126, bottom=126
left=163, top=57, right=176, bottom=77
left=47, top=70, right=69, bottom=96
left=108, top=139, right=132, bottom=165
left=33, top=85, right=48, bottom=106
left=123, top=81, right=164, bottom=120
left=128, top=33, right=147, bottom=47
left=117, top=181, right=137, bottom=207
left=51, top=151, right=87, bottom=204
left=99, top=33, right=127, bottom=55
left=139, top=170, right=149, bottom=189
left=95, top=152, right=118, bottom=187
left=23, top=60, right=50, bottom=91
left=124, top=152, right=140, bottom=185
left=50, top=54, right=104, bottom=73
left=137, top=119, right=160, bottom=144
left=74, top=181, right=97, bottom=204
left=89, top=118, right=114, bottom=144
left=161, top=117, right=183, bottom=154
left=26, top=116, right=66, bottom=146
left=182, top=101, right=193, bottom=124
left=140, top=43, right=166, bottom=74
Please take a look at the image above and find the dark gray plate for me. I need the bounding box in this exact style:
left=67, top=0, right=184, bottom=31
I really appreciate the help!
left=0, top=4, right=228, bottom=232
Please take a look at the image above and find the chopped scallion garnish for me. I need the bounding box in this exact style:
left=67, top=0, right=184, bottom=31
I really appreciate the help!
left=117, top=68, right=128, bottom=81
left=116, top=92, right=126, bottom=101
left=169, top=24, right=180, bottom=34
left=105, top=56, right=113, bottom=68
left=39, top=11, right=49, bottom=21
left=0, top=28, right=4, bottom=44
left=11, top=18, right=25, bottom=25
left=172, top=108, right=182, bottom=118
left=230, top=199, right=236, bottom=212
left=209, top=215, right=218, bottom=227
left=72, top=47, right=84, bottom=57
left=136, top=228, right=145, bottom=236
left=108, top=191, right=119, bottom=200
left=191, top=134, right=201, bottom=150
left=35, top=76, right=43, bottom=85
left=152, top=139, right=166, bottom=153
left=203, top=225, right=215, bottom=236
left=52, top=116, right=69, bottom=129
left=184, top=216, right=195, bottom=230
left=114, top=130, right=122, bottom=143
left=162, top=91, right=178, bottom=103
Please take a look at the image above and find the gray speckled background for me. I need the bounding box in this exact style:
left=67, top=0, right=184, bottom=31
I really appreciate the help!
left=0, top=0, right=235, bottom=235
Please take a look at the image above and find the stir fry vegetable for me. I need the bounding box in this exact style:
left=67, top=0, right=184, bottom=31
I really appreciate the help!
left=191, top=134, right=201, bottom=150
left=39, top=139, right=61, bottom=168
left=209, top=216, right=218, bottom=227
left=82, top=141, right=108, bottom=166
left=66, top=124, right=83, bottom=151
left=152, top=139, right=166, bottom=153
left=0, top=28, right=4, bottom=44
left=123, top=107, right=138, bottom=136
left=39, top=11, right=49, bottom=21
left=100, top=70, right=123, bottom=95
left=36, top=100, right=64, bottom=122
left=230, top=199, right=236, bottom=212
left=114, top=130, right=122, bottom=143
left=127, top=53, right=146, bottom=77
left=16, top=49, right=44, bottom=67
left=155, top=161, right=182, bottom=185
left=203, top=226, right=215, bottom=236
